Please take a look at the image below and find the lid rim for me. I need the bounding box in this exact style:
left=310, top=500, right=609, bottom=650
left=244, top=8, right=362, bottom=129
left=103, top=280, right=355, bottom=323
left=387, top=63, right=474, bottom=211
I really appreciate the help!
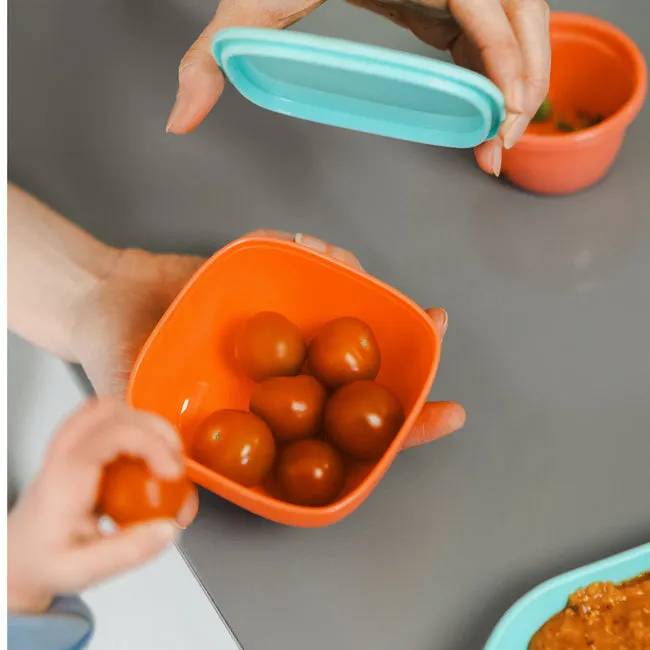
left=213, top=27, right=506, bottom=148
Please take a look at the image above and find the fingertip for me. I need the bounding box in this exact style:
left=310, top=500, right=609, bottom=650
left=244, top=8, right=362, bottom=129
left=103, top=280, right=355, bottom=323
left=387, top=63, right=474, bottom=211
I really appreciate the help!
left=166, top=59, right=225, bottom=135
left=176, top=488, right=199, bottom=530
left=445, top=402, right=468, bottom=432
left=425, top=307, right=448, bottom=339
left=145, top=519, right=179, bottom=544
left=403, top=401, right=466, bottom=450
left=474, top=141, right=496, bottom=175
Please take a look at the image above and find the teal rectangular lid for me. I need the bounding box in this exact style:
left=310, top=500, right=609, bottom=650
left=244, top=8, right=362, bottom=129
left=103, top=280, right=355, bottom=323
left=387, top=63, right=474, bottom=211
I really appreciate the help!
left=212, top=28, right=505, bottom=148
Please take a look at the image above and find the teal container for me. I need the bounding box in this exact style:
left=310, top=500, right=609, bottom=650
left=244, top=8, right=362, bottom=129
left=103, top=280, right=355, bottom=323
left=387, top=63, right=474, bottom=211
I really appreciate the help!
left=485, top=543, right=650, bottom=649
left=212, top=28, right=505, bottom=148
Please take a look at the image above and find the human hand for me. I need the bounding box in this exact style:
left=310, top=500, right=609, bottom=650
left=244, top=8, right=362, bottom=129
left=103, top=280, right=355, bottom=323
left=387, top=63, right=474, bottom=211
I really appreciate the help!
left=166, top=0, right=550, bottom=176
left=7, top=399, right=197, bottom=614
left=72, top=231, right=464, bottom=449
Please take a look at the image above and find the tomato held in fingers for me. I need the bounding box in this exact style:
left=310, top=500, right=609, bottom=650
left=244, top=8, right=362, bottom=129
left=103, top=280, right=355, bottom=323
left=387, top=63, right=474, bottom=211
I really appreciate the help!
left=276, top=439, right=344, bottom=507
left=324, top=381, right=405, bottom=460
left=235, top=311, right=306, bottom=381
left=98, top=456, right=193, bottom=526
left=191, top=410, right=276, bottom=487
left=250, top=375, right=327, bottom=442
left=308, top=317, right=380, bottom=388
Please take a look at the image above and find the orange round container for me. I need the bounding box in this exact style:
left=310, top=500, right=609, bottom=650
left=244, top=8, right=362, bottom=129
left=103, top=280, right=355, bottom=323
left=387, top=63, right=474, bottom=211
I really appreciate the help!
left=502, top=13, right=647, bottom=195
left=127, top=237, right=440, bottom=527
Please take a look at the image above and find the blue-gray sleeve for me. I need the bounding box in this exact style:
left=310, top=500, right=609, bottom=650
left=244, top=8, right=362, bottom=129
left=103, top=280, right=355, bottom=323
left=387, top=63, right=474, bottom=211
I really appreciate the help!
left=8, top=596, right=94, bottom=650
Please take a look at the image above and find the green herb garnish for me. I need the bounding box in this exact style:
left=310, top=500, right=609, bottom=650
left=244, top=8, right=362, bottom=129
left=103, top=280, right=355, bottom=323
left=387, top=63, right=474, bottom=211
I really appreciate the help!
left=532, top=98, right=552, bottom=123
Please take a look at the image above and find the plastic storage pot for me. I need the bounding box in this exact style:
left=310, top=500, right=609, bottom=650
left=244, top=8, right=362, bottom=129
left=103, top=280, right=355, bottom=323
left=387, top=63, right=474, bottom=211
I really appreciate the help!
left=127, top=236, right=440, bottom=527
left=502, top=13, right=647, bottom=195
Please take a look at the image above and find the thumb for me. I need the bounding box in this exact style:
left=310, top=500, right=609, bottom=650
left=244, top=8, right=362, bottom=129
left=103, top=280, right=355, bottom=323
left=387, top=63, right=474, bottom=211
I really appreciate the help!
left=402, top=401, right=466, bottom=450
left=166, top=0, right=324, bottom=134
left=61, top=521, right=178, bottom=590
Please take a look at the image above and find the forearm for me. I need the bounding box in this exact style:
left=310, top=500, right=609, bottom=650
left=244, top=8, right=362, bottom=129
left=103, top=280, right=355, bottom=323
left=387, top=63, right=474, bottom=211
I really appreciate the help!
left=7, top=184, right=119, bottom=362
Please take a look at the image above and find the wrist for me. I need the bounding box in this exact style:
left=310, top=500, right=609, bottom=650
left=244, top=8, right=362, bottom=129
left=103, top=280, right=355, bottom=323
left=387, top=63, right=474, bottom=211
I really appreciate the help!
left=7, top=578, right=53, bottom=616
left=7, top=511, right=54, bottom=615
left=64, top=241, right=121, bottom=364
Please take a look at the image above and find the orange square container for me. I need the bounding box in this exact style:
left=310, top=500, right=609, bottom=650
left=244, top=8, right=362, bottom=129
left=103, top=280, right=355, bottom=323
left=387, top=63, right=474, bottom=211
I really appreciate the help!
left=127, top=237, right=440, bottom=527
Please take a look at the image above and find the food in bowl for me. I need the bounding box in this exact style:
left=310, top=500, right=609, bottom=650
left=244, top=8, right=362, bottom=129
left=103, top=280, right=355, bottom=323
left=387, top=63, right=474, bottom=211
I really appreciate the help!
left=501, top=13, right=647, bottom=195
left=276, top=439, right=345, bottom=507
left=250, top=375, right=327, bottom=442
left=324, top=381, right=405, bottom=460
left=235, top=311, right=307, bottom=381
left=191, top=409, right=276, bottom=487
left=187, top=312, right=406, bottom=506
left=529, top=572, right=650, bottom=649
left=127, top=236, right=440, bottom=526
left=308, top=316, right=381, bottom=388
left=530, top=97, right=606, bottom=134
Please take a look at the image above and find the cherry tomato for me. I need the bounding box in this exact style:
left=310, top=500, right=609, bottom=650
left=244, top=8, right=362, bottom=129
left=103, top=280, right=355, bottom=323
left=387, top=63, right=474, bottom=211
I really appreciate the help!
left=98, top=456, right=193, bottom=526
left=191, top=409, right=275, bottom=487
left=235, top=311, right=306, bottom=381
left=250, top=375, right=326, bottom=443
left=276, top=439, right=344, bottom=507
left=308, top=317, right=380, bottom=388
left=324, top=381, right=404, bottom=460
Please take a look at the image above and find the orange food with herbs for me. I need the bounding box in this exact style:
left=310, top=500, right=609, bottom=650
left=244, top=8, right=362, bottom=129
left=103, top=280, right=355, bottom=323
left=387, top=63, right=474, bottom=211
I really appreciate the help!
left=99, top=456, right=193, bottom=526
left=529, top=573, right=650, bottom=650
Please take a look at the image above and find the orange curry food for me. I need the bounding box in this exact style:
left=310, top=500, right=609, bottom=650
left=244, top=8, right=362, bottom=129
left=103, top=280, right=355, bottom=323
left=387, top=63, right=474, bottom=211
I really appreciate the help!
left=529, top=572, right=650, bottom=650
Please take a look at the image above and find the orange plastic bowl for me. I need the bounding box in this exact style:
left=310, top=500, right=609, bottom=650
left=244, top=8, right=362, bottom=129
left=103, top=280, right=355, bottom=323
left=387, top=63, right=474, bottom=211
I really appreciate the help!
left=127, top=237, right=440, bottom=527
left=502, top=12, right=647, bottom=195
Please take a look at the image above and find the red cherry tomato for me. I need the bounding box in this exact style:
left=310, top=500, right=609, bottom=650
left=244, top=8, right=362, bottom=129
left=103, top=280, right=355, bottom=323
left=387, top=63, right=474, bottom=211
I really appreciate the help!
left=324, top=381, right=404, bottom=460
left=191, top=410, right=276, bottom=487
left=250, top=375, right=327, bottom=442
left=276, top=439, right=344, bottom=507
left=235, top=311, right=306, bottom=381
left=308, top=317, right=380, bottom=388
left=98, top=456, right=193, bottom=526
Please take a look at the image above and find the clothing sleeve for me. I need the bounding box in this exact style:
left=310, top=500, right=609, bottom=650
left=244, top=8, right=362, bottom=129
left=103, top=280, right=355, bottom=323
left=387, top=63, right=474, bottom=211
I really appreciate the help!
left=8, top=596, right=94, bottom=650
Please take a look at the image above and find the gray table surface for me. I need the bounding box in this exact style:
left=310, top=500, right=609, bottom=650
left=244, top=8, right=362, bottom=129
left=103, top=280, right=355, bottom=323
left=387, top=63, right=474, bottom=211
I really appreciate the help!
left=9, top=0, right=650, bottom=648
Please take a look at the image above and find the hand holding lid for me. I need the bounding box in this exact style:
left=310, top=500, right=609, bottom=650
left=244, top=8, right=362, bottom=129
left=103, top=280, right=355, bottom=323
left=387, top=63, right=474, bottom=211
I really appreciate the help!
left=166, top=0, right=550, bottom=175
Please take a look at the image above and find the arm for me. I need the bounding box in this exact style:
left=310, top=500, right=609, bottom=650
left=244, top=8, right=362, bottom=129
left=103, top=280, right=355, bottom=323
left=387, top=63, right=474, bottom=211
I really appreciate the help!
left=7, top=183, right=118, bottom=361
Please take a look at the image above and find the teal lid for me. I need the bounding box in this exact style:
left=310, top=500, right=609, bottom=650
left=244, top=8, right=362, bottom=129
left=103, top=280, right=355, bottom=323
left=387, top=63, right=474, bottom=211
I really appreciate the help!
left=212, top=28, right=505, bottom=148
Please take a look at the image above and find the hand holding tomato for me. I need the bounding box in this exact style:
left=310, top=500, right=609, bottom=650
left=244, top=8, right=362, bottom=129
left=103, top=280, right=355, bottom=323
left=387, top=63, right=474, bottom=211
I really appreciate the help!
left=8, top=399, right=196, bottom=615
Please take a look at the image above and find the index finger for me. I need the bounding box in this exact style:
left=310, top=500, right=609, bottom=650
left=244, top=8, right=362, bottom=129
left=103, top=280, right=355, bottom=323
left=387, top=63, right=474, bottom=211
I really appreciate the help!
left=500, top=0, right=551, bottom=148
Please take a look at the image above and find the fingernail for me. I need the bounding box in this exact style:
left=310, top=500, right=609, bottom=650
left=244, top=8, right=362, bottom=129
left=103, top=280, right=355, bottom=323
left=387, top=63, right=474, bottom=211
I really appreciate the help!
left=492, top=144, right=502, bottom=177
left=166, top=90, right=186, bottom=133
left=440, top=309, right=449, bottom=338
left=166, top=64, right=194, bottom=133
left=503, top=115, right=529, bottom=150
left=297, top=233, right=327, bottom=253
